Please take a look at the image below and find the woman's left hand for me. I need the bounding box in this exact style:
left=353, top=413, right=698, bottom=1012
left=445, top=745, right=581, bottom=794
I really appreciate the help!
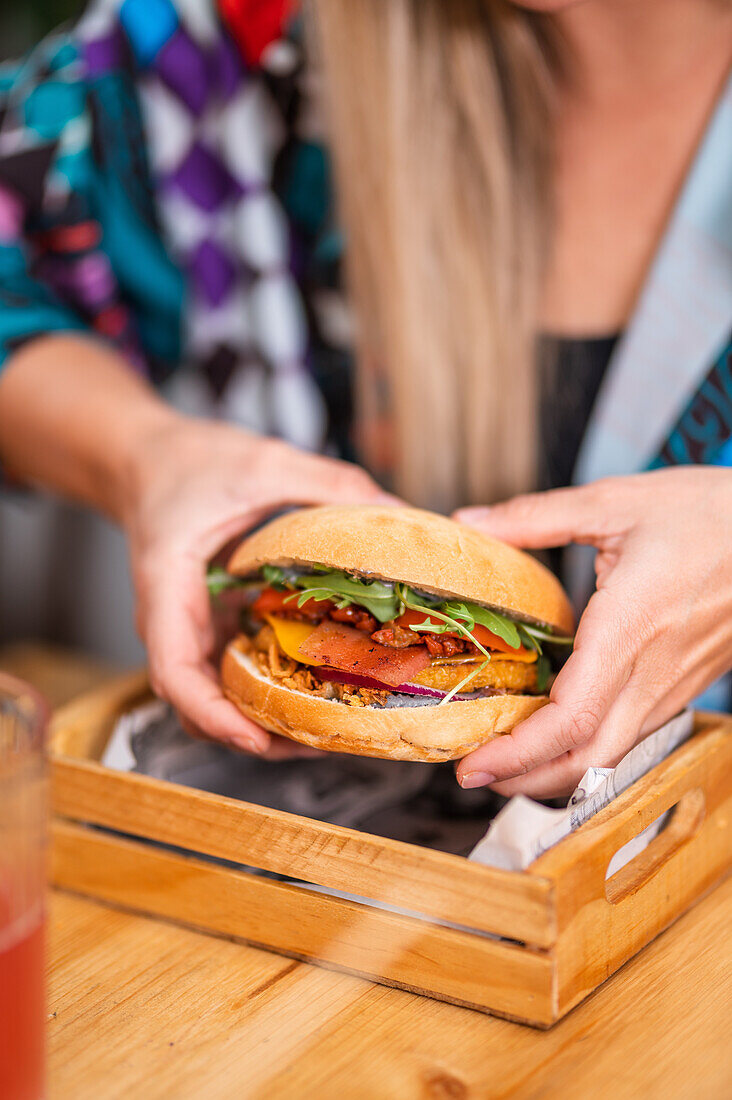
left=453, top=466, right=732, bottom=798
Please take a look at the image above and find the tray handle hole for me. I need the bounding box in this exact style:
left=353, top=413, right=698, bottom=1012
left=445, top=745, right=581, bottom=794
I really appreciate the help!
left=604, top=788, right=706, bottom=905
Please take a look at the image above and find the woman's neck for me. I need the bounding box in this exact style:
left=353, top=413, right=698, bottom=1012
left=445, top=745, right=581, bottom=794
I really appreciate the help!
left=553, top=0, right=732, bottom=106
left=539, top=0, right=732, bottom=337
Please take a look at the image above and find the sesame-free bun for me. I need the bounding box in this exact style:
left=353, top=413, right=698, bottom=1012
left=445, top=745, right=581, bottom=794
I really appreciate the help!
left=221, top=642, right=547, bottom=762
left=227, top=504, right=574, bottom=634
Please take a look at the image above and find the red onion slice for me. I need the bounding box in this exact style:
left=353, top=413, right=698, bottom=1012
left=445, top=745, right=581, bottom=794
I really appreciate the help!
left=313, top=667, right=420, bottom=692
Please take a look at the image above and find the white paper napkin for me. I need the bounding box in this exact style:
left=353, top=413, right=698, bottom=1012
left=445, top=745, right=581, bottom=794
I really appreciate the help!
left=468, top=709, right=695, bottom=873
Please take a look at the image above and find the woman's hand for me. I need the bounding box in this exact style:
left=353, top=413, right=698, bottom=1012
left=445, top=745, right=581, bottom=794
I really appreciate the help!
left=125, top=415, right=397, bottom=758
left=453, top=467, right=732, bottom=798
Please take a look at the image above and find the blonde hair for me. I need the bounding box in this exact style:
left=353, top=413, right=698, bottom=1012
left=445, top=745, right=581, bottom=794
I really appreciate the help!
left=312, top=0, right=555, bottom=511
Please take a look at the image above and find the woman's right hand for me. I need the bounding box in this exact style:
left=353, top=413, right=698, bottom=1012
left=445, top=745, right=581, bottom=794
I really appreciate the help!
left=124, top=414, right=397, bottom=757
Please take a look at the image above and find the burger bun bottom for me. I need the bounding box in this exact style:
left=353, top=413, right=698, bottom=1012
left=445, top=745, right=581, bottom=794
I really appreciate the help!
left=221, top=642, right=547, bottom=763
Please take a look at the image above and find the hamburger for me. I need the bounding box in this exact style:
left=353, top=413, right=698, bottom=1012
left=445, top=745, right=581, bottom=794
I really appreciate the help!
left=212, top=506, right=574, bottom=762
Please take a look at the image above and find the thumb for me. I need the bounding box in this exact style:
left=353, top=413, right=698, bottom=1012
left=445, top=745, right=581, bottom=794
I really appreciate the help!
left=453, top=481, right=625, bottom=550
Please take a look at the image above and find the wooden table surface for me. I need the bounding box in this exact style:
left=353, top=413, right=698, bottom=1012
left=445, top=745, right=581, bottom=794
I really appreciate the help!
left=48, top=880, right=732, bottom=1100
left=3, top=644, right=731, bottom=1099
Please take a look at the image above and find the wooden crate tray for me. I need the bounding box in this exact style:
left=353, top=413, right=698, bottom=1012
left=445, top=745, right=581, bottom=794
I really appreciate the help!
left=49, top=672, right=732, bottom=1028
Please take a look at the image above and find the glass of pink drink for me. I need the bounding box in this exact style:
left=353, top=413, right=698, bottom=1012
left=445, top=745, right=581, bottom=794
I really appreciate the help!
left=0, top=674, right=48, bottom=1100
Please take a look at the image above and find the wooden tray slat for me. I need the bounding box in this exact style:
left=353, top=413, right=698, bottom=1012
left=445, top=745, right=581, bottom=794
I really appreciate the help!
left=52, top=820, right=556, bottom=1026
left=51, top=672, right=555, bottom=947
left=52, top=758, right=555, bottom=947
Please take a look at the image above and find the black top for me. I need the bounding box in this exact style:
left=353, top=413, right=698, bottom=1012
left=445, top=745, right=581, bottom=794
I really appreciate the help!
left=538, top=333, right=620, bottom=492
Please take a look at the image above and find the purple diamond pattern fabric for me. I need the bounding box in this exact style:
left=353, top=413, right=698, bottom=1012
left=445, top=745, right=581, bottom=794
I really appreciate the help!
left=156, top=28, right=210, bottom=115
left=84, top=28, right=127, bottom=76
left=171, top=141, right=236, bottom=212
left=214, top=35, right=245, bottom=101
left=189, top=238, right=237, bottom=307
left=77, top=0, right=325, bottom=449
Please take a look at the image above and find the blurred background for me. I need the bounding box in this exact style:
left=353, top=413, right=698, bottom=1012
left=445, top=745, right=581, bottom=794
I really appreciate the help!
left=1, top=2, right=82, bottom=61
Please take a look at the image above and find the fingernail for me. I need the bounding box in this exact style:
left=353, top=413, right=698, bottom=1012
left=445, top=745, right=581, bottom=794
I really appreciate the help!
left=230, top=736, right=266, bottom=755
left=455, top=507, right=490, bottom=523
left=459, top=771, right=496, bottom=789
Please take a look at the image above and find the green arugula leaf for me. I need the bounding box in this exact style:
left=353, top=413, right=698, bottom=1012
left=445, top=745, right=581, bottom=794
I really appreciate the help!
left=445, top=601, right=522, bottom=650
left=296, top=571, right=396, bottom=603
left=283, top=588, right=338, bottom=608
left=517, top=625, right=542, bottom=654
left=519, top=623, right=574, bottom=647
left=536, top=655, right=551, bottom=693
left=262, top=564, right=288, bottom=589
left=205, top=568, right=248, bottom=597
left=291, top=571, right=401, bottom=622
left=441, top=602, right=475, bottom=633
left=403, top=589, right=444, bottom=609
left=406, top=617, right=447, bottom=634
left=470, top=605, right=522, bottom=650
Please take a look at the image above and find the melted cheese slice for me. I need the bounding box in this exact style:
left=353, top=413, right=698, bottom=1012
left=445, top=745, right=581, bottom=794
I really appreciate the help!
left=265, top=616, right=320, bottom=665
left=432, top=649, right=537, bottom=665
left=266, top=615, right=537, bottom=665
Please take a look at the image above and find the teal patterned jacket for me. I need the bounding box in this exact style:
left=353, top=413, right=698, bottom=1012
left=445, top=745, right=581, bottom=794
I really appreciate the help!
left=0, top=3, right=349, bottom=455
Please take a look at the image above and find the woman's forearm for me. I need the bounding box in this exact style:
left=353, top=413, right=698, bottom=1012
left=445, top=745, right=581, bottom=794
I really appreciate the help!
left=0, top=335, right=178, bottom=524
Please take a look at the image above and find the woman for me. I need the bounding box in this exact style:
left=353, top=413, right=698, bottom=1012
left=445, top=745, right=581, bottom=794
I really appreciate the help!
left=0, top=0, right=730, bottom=794
left=313, top=0, right=732, bottom=795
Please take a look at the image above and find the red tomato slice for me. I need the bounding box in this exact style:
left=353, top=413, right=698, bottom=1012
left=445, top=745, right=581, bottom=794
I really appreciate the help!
left=395, top=609, right=446, bottom=632
left=395, top=609, right=528, bottom=655
left=297, top=621, right=431, bottom=688
left=251, top=587, right=327, bottom=620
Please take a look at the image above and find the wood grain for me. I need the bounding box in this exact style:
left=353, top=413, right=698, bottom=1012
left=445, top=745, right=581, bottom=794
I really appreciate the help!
left=0, top=642, right=114, bottom=709
left=533, top=714, right=730, bottom=906
left=17, top=646, right=730, bottom=1094
left=51, top=820, right=555, bottom=1024
left=49, top=673, right=732, bottom=1025
left=531, top=716, right=732, bottom=1016
left=49, top=669, right=149, bottom=761
left=51, top=757, right=555, bottom=947
left=47, top=883, right=732, bottom=1100
left=50, top=673, right=557, bottom=946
